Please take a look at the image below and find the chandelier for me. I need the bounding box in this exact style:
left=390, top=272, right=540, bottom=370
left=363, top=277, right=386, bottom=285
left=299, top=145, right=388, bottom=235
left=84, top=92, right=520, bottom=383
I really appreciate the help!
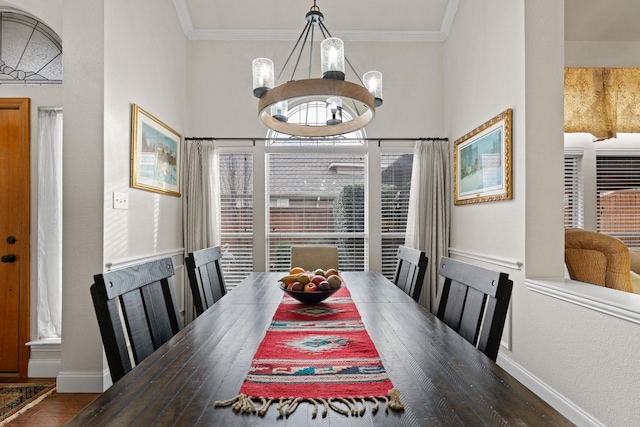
left=251, top=0, right=383, bottom=137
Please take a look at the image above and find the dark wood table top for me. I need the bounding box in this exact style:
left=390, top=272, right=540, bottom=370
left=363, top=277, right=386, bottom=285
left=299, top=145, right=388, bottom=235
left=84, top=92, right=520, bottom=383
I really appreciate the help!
left=66, top=272, right=572, bottom=426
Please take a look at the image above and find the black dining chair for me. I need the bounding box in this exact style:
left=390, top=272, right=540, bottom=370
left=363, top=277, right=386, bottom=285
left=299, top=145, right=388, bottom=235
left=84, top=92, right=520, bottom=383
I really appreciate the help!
left=290, top=245, right=339, bottom=272
left=393, top=245, right=428, bottom=302
left=185, top=246, right=227, bottom=316
left=90, top=257, right=183, bottom=383
left=436, top=256, right=513, bottom=361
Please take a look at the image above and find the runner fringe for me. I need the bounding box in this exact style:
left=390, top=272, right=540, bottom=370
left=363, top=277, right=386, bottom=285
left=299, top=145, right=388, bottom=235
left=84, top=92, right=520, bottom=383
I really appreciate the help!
left=214, top=388, right=404, bottom=418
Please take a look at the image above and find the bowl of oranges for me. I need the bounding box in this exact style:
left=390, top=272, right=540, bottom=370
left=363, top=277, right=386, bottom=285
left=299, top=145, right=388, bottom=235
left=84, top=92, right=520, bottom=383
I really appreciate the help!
left=278, top=266, right=343, bottom=304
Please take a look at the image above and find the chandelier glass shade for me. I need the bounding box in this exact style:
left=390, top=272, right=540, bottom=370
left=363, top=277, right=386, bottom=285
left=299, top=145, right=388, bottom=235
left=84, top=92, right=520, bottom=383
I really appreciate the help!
left=251, top=1, right=383, bottom=137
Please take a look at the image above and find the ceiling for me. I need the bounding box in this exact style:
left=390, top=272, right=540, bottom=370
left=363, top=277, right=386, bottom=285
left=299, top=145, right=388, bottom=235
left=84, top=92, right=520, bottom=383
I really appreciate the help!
left=176, top=0, right=640, bottom=43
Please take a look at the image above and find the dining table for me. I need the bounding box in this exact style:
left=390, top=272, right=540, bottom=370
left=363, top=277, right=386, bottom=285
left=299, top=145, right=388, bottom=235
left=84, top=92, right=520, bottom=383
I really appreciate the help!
left=66, top=271, right=572, bottom=426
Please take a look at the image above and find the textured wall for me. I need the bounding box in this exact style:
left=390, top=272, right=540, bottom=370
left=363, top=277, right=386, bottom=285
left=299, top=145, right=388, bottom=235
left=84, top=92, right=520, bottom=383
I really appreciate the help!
left=446, top=1, right=639, bottom=426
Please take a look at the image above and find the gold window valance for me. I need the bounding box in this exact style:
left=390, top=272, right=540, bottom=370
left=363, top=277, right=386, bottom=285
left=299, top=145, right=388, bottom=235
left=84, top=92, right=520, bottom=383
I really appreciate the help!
left=564, top=67, right=640, bottom=140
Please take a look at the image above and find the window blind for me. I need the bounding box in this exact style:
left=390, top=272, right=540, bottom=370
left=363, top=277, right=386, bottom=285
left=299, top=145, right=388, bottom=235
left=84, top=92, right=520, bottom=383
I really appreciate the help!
left=267, top=152, right=366, bottom=272
left=218, top=153, right=253, bottom=289
left=564, top=154, right=584, bottom=229
left=381, top=153, right=414, bottom=280
left=596, top=154, right=640, bottom=248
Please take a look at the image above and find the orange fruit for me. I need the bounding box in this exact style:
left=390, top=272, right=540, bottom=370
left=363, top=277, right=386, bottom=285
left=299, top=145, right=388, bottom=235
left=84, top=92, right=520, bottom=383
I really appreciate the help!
left=290, top=266, right=305, bottom=275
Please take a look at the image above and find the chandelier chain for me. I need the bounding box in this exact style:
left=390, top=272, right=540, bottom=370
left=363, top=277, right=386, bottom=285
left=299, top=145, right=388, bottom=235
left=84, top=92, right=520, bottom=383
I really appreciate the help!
left=308, top=24, right=315, bottom=79
left=290, top=23, right=313, bottom=83
left=276, top=20, right=311, bottom=83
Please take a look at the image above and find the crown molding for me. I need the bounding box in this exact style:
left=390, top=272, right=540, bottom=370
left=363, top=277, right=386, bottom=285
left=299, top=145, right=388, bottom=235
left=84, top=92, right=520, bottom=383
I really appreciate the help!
left=440, top=0, right=459, bottom=38
left=174, top=0, right=458, bottom=43
left=187, top=28, right=447, bottom=43
left=173, top=0, right=193, bottom=35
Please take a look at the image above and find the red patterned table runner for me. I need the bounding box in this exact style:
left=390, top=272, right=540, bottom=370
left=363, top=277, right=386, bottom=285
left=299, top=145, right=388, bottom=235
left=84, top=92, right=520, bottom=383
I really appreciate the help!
left=214, top=285, right=404, bottom=418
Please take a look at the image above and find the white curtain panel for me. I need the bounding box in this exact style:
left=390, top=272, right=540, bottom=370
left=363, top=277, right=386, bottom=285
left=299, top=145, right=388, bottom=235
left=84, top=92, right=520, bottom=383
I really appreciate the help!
left=182, top=139, right=221, bottom=322
left=405, top=139, right=451, bottom=312
left=37, top=108, right=63, bottom=338
left=182, top=139, right=221, bottom=253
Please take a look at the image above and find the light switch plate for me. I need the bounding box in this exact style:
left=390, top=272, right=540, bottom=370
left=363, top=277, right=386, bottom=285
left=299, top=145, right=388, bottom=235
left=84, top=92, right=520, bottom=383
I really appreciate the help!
left=113, top=192, right=128, bottom=210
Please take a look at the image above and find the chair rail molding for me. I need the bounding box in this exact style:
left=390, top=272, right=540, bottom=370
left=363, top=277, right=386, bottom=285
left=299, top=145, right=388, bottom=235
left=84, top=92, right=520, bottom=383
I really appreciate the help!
left=448, top=248, right=523, bottom=271
left=106, top=248, right=185, bottom=271
left=526, top=278, right=640, bottom=325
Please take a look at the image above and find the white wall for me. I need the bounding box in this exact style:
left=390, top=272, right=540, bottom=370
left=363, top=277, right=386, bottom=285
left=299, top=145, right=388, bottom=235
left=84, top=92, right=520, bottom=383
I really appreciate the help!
left=444, top=0, right=528, bottom=264
left=187, top=41, right=444, bottom=138
left=62, top=0, right=186, bottom=392
left=103, top=0, right=187, bottom=264
left=566, top=41, right=640, bottom=67
left=446, top=1, right=639, bottom=426
left=3, top=0, right=187, bottom=392
left=58, top=0, right=106, bottom=392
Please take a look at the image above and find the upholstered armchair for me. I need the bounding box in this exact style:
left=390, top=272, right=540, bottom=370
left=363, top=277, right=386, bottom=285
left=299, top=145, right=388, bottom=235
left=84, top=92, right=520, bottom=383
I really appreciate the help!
left=564, top=228, right=633, bottom=293
left=630, top=250, right=640, bottom=293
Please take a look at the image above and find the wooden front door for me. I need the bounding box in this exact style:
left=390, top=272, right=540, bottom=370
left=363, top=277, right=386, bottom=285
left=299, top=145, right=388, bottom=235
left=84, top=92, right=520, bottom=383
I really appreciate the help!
left=0, top=98, right=30, bottom=376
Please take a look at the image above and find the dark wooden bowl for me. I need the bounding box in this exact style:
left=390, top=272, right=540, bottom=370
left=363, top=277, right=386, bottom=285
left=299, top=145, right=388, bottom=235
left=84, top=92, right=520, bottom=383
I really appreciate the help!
left=278, top=282, right=342, bottom=304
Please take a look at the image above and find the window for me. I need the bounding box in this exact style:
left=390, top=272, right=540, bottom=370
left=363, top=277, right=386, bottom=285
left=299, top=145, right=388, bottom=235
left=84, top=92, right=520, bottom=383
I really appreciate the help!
left=381, top=153, right=414, bottom=279
left=265, top=101, right=368, bottom=271
left=564, top=152, right=584, bottom=229
left=596, top=154, right=640, bottom=248
left=267, top=150, right=367, bottom=271
left=0, top=9, right=62, bottom=84
left=214, top=116, right=416, bottom=276
left=218, top=152, right=253, bottom=289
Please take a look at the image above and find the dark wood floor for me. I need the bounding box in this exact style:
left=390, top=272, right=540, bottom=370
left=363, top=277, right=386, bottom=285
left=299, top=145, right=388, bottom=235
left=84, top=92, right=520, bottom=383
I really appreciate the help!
left=1, top=378, right=99, bottom=426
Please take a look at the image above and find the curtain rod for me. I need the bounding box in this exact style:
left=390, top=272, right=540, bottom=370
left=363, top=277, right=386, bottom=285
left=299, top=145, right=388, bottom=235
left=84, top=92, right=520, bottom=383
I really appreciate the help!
left=185, top=137, right=448, bottom=142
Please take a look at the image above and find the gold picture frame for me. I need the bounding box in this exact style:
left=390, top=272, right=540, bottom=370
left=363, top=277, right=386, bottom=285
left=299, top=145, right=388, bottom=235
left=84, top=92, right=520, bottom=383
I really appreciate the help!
left=454, top=108, right=512, bottom=205
left=130, top=104, right=181, bottom=197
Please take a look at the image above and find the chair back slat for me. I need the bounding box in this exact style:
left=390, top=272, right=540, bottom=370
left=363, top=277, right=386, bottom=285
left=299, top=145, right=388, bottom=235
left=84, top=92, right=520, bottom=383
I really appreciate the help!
left=204, top=262, right=225, bottom=303
left=120, top=289, right=156, bottom=363
left=458, top=286, right=486, bottom=345
left=290, top=245, right=339, bottom=271
left=439, top=280, right=468, bottom=330
left=93, top=297, right=132, bottom=379
left=185, top=246, right=227, bottom=316
left=196, top=265, right=216, bottom=308
left=437, top=257, right=512, bottom=361
left=91, top=257, right=183, bottom=383
left=141, top=281, right=180, bottom=347
left=393, top=246, right=428, bottom=301
left=477, top=294, right=507, bottom=357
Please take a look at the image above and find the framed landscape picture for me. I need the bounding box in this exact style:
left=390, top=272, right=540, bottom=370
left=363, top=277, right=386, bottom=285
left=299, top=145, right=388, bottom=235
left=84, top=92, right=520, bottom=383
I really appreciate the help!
left=130, top=104, right=181, bottom=197
left=454, top=108, right=512, bottom=205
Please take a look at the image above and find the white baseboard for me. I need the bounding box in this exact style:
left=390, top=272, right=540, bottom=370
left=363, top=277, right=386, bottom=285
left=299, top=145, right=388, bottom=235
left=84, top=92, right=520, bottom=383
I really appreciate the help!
left=497, top=353, right=605, bottom=427
left=28, top=359, right=61, bottom=378
left=56, top=370, right=112, bottom=393
left=26, top=339, right=62, bottom=378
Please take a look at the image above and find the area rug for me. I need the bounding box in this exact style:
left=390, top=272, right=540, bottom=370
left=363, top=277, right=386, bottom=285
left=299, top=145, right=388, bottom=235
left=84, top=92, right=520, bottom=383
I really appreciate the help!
left=215, top=284, right=403, bottom=419
left=0, top=382, right=56, bottom=425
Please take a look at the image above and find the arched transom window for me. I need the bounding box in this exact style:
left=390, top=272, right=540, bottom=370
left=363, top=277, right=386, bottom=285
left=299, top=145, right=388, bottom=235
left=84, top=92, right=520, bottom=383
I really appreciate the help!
left=0, top=9, right=62, bottom=84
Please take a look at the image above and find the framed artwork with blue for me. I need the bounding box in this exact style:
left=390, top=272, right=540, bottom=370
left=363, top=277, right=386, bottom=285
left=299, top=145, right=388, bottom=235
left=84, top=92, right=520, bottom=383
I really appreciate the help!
left=130, top=104, right=181, bottom=197
left=454, top=109, right=512, bottom=205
